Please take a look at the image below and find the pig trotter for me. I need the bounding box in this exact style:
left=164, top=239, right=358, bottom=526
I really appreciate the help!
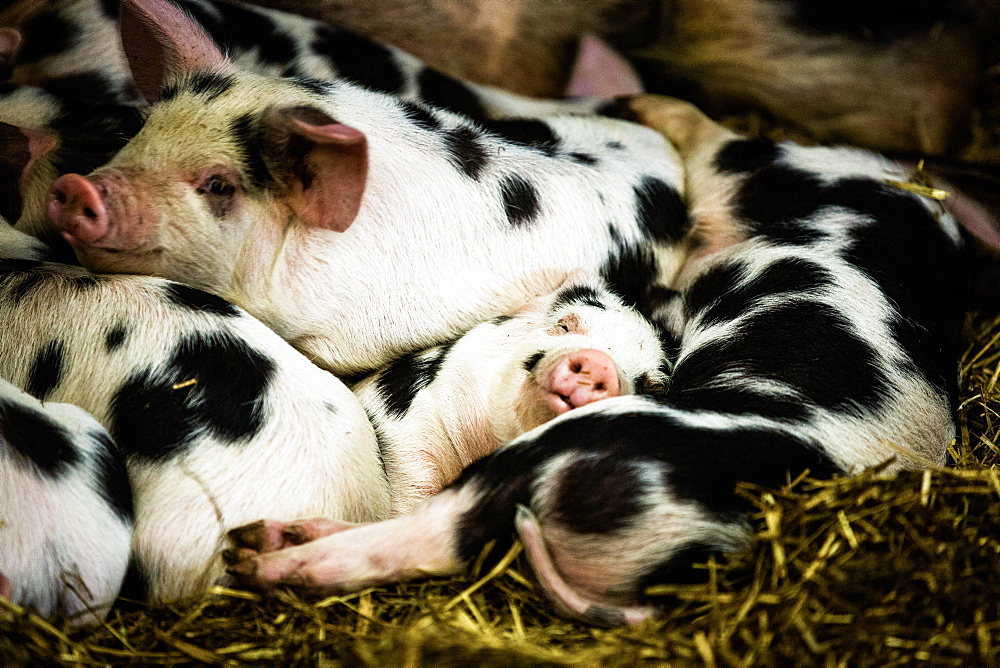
left=227, top=521, right=280, bottom=553
left=223, top=554, right=260, bottom=580
left=221, top=547, right=258, bottom=566
left=229, top=518, right=364, bottom=555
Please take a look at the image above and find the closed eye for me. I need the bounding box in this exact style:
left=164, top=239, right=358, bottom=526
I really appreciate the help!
left=522, top=351, right=546, bottom=372
left=199, top=176, right=235, bottom=197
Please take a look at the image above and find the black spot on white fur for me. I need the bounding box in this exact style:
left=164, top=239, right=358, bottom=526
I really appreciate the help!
left=672, top=299, right=889, bottom=414
left=163, top=283, right=240, bottom=317
left=374, top=344, right=454, bottom=418
left=417, top=68, right=488, bottom=120
left=89, top=429, right=134, bottom=521
left=480, top=119, right=560, bottom=156
left=0, top=397, right=80, bottom=476
left=229, top=113, right=272, bottom=191
left=105, top=324, right=129, bottom=352
left=551, top=284, right=606, bottom=312
left=110, top=331, right=275, bottom=462
left=443, top=126, right=489, bottom=180
left=311, top=25, right=405, bottom=95
left=499, top=174, right=540, bottom=227
left=25, top=340, right=66, bottom=402
left=161, top=71, right=236, bottom=103
left=634, top=177, right=689, bottom=244
left=399, top=100, right=442, bottom=133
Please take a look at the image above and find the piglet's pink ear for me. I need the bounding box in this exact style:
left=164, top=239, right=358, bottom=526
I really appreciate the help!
left=0, top=122, right=57, bottom=223
left=120, top=0, right=230, bottom=103
left=565, top=34, right=644, bottom=99
left=269, top=106, right=368, bottom=233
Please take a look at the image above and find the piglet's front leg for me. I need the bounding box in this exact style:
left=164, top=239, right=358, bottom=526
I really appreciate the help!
left=224, top=491, right=468, bottom=593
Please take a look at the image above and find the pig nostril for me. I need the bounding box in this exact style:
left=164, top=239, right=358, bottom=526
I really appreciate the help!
left=54, top=190, right=67, bottom=204
left=83, top=207, right=96, bottom=219
left=571, top=363, right=582, bottom=373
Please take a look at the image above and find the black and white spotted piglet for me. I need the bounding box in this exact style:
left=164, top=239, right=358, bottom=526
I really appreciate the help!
left=353, top=270, right=668, bottom=516
left=0, top=237, right=388, bottom=605
left=224, top=96, right=965, bottom=625
left=0, top=375, right=132, bottom=624
left=48, top=0, right=686, bottom=377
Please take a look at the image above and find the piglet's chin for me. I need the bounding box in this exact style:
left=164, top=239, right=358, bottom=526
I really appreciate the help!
left=546, top=394, right=575, bottom=416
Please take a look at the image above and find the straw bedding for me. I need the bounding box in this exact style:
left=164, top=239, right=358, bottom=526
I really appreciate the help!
left=2, top=106, right=1000, bottom=668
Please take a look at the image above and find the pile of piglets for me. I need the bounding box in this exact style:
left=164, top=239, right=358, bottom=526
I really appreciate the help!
left=0, top=0, right=972, bottom=627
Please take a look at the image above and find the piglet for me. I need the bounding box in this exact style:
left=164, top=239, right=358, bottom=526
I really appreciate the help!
left=0, top=375, right=132, bottom=624
left=354, top=271, right=668, bottom=515
left=47, top=0, right=688, bottom=377
left=0, top=230, right=388, bottom=603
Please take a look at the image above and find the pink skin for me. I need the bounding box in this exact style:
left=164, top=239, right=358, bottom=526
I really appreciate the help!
left=515, top=505, right=656, bottom=626
left=223, top=518, right=366, bottom=580
left=564, top=33, right=644, bottom=99
left=544, top=348, right=621, bottom=416
left=48, top=174, right=111, bottom=246
left=0, top=572, right=10, bottom=600
left=228, top=518, right=362, bottom=553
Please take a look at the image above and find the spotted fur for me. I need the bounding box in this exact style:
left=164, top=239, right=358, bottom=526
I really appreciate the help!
left=0, top=376, right=132, bottom=624
left=0, top=251, right=388, bottom=605
left=224, top=99, right=964, bottom=627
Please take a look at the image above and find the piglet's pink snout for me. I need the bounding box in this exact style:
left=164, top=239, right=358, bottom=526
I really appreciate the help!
left=546, top=349, right=621, bottom=415
left=48, top=174, right=109, bottom=244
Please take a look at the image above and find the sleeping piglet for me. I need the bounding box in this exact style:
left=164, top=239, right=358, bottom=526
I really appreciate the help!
left=354, top=271, right=669, bottom=515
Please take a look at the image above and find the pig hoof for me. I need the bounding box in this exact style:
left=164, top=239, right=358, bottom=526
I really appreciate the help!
left=228, top=519, right=286, bottom=552
left=282, top=525, right=309, bottom=545
left=224, top=556, right=259, bottom=579
left=221, top=547, right=258, bottom=566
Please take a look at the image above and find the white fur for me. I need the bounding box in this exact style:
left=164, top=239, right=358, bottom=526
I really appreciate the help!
left=0, top=378, right=131, bottom=624
left=0, top=261, right=388, bottom=603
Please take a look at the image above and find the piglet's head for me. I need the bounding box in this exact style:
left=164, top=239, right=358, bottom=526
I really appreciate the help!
left=47, top=0, right=369, bottom=298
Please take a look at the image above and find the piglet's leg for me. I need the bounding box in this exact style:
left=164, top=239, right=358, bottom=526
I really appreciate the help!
left=224, top=491, right=469, bottom=593
left=227, top=517, right=364, bottom=554
left=628, top=94, right=736, bottom=163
